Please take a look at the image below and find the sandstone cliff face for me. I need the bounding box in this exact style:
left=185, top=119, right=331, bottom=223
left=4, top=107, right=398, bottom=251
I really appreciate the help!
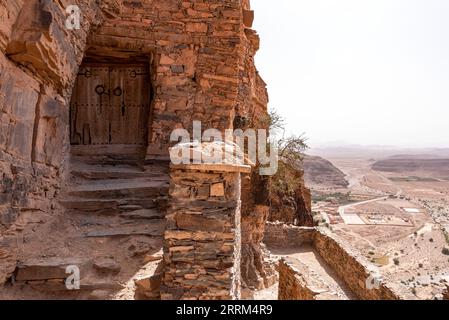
left=268, top=161, right=313, bottom=227
left=0, top=0, right=309, bottom=297
left=234, top=0, right=280, bottom=293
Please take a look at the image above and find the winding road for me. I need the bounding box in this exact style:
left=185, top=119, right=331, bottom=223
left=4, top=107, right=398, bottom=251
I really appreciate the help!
left=338, top=196, right=389, bottom=225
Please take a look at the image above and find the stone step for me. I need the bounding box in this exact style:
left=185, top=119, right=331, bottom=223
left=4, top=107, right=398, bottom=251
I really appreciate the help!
left=70, top=165, right=168, bottom=181
left=120, top=209, right=165, bottom=220
left=18, top=279, right=125, bottom=292
left=70, top=155, right=145, bottom=166
left=82, top=220, right=165, bottom=238
left=119, top=204, right=145, bottom=211
left=15, top=258, right=90, bottom=281
left=60, top=198, right=163, bottom=212
left=70, top=144, right=146, bottom=157
left=70, top=146, right=171, bottom=168
left=66, top=179, right=169, bottom=199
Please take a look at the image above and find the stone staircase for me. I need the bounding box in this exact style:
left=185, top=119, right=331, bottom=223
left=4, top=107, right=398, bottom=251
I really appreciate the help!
left=8, top=146, right=169, bottom=299
left=63, top=145, right=169, bottom=241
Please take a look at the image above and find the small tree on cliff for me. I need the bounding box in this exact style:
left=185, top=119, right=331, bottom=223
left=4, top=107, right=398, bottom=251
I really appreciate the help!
left=264, top=109, right=308, bottom=195
left=262, top=109, right=312, bottom=226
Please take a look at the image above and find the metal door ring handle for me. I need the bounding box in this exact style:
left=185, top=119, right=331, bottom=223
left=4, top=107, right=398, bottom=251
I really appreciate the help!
left=113, top=87, right=123, bottom=96
left=95, top=85, right=106, bottom=95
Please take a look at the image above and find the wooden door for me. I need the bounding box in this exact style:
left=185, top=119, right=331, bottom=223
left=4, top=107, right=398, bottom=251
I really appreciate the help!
left=70, top=63, right=150, bottom=145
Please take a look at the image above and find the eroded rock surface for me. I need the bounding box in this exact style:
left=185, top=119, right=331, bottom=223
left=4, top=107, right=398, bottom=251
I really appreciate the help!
left=0, top=0, right=311, bottom=299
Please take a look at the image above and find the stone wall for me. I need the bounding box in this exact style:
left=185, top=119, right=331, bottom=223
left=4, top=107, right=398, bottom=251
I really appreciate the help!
left=265, top=224, right=415, bottom=300
left=0, top=0, right=274, bottom=289
left=279, top=257, right=343, bottom=300
left=313, top=228, right=415, bottom=300
left=264, top=222, right=314, bottom=248
left=161, top=163, right=250, bottom=300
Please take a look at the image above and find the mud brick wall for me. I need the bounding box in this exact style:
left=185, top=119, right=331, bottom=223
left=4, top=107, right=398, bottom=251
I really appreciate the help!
left=279, top=257, right=342, bottom=300
left=161, top=164, right=249, bottom=300
left=263, top=222, right=314, bottom=248
left=313, top=228, right=415, bottom=300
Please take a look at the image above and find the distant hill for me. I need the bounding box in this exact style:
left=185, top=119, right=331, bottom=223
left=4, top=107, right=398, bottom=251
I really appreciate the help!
left=302, top=155, right=349, bottom=188
left=385, top=154, right=445, bottom=160
left=372, top=155, right=449, bottom=178
left=309, top=146, right=449, bottom=160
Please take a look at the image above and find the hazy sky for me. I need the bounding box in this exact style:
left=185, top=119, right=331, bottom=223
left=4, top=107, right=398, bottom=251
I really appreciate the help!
left=252, top=0, right=449, bottom=148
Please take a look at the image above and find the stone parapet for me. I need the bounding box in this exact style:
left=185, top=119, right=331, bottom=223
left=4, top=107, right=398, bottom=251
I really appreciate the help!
left=264, top=222, right=315, bottom=248
left=279, top=257, right=345, bottom=300
left=265, top=224, right=416, bottom=300
left=161, top=163, right=249, bottom=300
left=313, top=227, right=416, bottom=300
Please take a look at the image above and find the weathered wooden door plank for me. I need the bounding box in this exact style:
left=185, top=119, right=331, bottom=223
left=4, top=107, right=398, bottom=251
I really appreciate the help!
left=70, top=63, right=149, bottom=146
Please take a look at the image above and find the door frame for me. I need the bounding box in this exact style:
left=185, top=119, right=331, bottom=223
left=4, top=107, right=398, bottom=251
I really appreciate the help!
left=69, top=50, right=155, bottom=157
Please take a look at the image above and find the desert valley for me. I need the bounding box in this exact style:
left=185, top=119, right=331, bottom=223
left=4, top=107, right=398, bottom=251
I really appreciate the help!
left=303, top=147, right=449, bottom=299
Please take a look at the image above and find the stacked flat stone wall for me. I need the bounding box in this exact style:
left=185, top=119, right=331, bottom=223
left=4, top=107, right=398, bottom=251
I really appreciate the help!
left=279, top=257, right=343, bottom=300
left=264, top=222, right=314, bottom=248
left=162, top=164, right=250, bottom=300
left=268, top=224, right=415, bottom=300
left=313, top=228, right=415, bottom=300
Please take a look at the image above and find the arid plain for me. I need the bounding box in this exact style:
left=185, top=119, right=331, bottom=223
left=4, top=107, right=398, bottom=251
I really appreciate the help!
left=308, top=147, right=449, bottom=299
